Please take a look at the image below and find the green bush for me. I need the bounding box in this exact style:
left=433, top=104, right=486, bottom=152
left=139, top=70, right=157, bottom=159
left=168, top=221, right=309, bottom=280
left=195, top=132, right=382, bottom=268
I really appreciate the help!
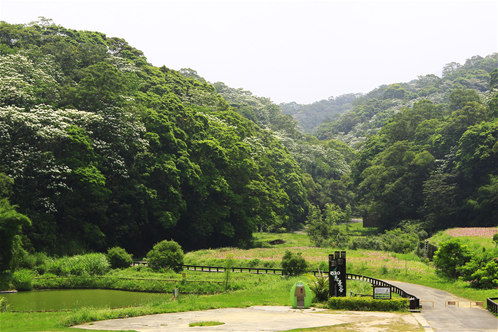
left=247, top=258, right=261, bottom=267
left=281, top=250, right=308, bottom=275
left=47, top=253, right=110, bottom=276
left=306, top=204, right=350, bottom=247
left=304, top=271, right=329, bottom=301
left=349, top=236, right=382, bottom=251
left=146, top=240, right=184, bottom=273
left=327, top=297, right=408, bottom=311
left=434, top=239, right=471, bottom=279
left=0, top=296, right=9, bottom=311
left=11, top=269, right=34, bottom=291
left=107, top=247, right=133, bottom=269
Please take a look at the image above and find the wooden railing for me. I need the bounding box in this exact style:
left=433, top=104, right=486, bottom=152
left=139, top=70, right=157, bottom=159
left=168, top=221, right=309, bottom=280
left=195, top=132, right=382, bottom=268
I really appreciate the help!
left=488, top=297, right=498, bottom=315
left=34, top=276, right=224, bottom=284
left=183, top=264, right=285, bottom=275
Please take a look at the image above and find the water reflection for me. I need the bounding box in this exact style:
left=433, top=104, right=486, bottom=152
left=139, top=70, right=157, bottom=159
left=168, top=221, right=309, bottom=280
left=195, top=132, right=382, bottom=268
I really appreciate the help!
left=2, top=289, right=171, bottom=311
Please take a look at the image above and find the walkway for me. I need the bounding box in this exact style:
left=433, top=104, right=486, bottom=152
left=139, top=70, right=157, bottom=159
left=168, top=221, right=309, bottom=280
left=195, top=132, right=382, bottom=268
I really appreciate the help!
left=384, top=280, right=498, bottom=332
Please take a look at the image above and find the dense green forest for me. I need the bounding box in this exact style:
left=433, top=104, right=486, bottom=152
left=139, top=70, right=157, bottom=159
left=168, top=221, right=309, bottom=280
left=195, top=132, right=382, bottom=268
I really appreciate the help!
left=0, top=19, right=497, bottom=267
left=0, top=19, right=356, bottom=261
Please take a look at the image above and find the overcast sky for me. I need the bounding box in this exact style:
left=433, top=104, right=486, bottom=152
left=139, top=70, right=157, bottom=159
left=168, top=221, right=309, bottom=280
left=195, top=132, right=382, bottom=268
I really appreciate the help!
left=1, top=0, right=497, bottom=104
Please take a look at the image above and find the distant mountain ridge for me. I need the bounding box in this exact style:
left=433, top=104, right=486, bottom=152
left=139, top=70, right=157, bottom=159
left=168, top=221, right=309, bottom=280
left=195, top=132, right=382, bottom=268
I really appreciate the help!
left=280, top=53, right=498, bottom=147
left=279, top=93, right=362, bottom=133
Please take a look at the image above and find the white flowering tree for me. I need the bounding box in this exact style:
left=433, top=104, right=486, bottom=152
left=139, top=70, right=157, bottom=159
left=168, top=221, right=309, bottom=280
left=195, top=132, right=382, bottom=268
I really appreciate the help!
left=0, top=52, right=61, bottom=108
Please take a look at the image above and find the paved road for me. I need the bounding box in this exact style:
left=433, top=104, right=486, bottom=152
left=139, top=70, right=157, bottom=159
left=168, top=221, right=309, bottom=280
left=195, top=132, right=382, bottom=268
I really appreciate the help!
left=384, top=280, right=498, bottom=332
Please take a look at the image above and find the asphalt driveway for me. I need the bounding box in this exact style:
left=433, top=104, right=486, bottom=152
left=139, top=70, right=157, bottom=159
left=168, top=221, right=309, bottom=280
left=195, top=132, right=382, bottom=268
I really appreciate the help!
left=383, top=280, right=498, bottom=332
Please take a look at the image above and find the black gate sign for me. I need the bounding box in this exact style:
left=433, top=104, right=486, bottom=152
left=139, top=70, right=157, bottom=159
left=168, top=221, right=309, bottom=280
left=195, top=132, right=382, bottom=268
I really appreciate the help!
left=329, top=251, right=346, bottom=297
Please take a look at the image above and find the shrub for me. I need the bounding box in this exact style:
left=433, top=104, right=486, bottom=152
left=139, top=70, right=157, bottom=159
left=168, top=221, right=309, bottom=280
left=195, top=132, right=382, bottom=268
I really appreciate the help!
left=328, top=297, right=408, bottom=311
left=349, top=236, right=382, bottom=251
left=434, top=239, right=471, bottom=279
left=304, top=271, right=329, bottom=301
left=47, top=253, right=110, bottom=276
left=262, top=261, right=275, bottom=268
left=146, top=240, right=184, bottom=272
left=306, top=204, right=350, bottom=247
left=247, top=258, right=261, bottom=268
left=380, top=228, right=419, bottom=253
left=11, top=269, right=34, bottom=291
left=470, top=260, right=498, bottom=289
left=107, top=247, right=133, bottom=269
left=281, top=250, right=308, bottom=275
left=0, top=296, right=10, bottom=311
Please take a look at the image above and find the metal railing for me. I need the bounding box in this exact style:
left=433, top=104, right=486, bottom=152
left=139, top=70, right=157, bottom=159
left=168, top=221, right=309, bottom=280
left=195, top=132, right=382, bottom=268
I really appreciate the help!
left=487, top=297, right=498, bottom=314
left=345, top=273, right=418, bottom=300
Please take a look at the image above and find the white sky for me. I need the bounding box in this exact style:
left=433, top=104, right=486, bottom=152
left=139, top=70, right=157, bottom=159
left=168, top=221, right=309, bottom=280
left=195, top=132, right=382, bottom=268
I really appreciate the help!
left=1, top=0, right=497, bottom=104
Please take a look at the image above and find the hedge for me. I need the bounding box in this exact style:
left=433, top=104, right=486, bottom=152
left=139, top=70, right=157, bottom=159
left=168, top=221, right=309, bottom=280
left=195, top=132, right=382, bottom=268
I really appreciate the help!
left=327, top=297, right=409, bottom=311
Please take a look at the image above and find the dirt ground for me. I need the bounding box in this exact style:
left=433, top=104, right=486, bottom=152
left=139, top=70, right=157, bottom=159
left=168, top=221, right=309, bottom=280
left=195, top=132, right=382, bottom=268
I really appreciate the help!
left=74, top=306, right=424, bottom=332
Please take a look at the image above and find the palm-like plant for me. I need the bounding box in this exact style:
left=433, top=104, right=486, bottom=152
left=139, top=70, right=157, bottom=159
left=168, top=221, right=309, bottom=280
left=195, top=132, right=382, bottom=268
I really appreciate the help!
left=304, top=269, right=329, bottom=302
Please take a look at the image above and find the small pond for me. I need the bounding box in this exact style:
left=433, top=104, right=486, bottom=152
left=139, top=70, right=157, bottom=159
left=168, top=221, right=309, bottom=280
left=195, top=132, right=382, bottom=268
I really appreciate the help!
left=1, top=289, right=171, bottom=311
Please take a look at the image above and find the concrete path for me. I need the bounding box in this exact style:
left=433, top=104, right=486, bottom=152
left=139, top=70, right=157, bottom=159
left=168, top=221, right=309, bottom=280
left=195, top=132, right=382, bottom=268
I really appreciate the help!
left=383, top=280, right=498, bottom=332
left=73, top=306, right=420, bottom=332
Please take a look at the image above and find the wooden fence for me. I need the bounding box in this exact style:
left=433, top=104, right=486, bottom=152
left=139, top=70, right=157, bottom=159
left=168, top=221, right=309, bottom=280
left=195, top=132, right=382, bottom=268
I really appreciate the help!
left=183, top=264, right=285, bottom=275
left=34, top=276, right=224, bottom=284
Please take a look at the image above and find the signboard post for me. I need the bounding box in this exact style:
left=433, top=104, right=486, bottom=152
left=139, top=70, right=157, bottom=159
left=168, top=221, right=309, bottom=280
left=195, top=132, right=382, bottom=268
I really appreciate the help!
left=329, top=251, right=346, bottom=297
left=373, top=286, right=391, bottom=299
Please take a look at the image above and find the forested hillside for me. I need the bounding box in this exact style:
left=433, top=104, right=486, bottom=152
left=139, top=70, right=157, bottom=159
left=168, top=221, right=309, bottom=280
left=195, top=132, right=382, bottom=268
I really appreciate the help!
left=0, top=19, right=320, bottom=256
left=1, top=19, right=496, bottom=264
left=279, top=93, right=361, bottom=133
left=314, top=54, right=498, bottom=146
left=278, top=52, right=498, bottom=235
left=350, top=68, right=498, bottom=232
left=209, top=80, right=357, bottom=215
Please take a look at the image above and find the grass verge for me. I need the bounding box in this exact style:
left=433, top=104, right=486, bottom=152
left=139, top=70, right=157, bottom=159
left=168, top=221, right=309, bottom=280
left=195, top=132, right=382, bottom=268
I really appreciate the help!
left=189, top=320, right=225, bottom=327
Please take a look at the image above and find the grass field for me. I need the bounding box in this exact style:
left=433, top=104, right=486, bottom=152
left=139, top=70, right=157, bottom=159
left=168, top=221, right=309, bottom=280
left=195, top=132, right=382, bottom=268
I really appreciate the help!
left=429, top=227, right=498, bottom=250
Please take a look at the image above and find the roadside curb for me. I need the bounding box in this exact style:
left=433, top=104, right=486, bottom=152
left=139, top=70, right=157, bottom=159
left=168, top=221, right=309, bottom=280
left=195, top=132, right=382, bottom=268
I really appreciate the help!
left=412, top=312, right=433, bottom=332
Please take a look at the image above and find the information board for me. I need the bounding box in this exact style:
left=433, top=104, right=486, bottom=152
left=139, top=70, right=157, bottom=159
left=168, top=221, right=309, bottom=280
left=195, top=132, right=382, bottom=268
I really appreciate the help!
left=373, top=286, right=391, bottom=299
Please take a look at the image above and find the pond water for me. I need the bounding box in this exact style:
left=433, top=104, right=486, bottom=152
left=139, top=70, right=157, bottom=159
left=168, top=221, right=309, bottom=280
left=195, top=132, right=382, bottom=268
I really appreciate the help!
left=1, top=289, right=172, bottom=311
